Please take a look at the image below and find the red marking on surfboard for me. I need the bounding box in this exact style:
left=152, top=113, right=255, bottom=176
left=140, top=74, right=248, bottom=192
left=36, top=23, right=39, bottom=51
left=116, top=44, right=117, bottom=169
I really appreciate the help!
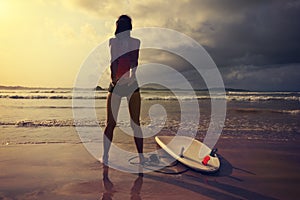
left=202, top=155, right=210, bottom=165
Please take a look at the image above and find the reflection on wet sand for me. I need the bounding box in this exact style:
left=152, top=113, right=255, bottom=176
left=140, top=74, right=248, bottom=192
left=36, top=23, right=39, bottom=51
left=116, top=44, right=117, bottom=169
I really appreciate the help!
left=102, top=165, right=143, bottom=200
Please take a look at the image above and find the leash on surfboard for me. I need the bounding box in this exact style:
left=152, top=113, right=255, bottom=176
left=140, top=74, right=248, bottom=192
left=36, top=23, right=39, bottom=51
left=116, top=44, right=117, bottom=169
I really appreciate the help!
left=128, top=147, right=219, bottom=175
left=128, top=154, right=189, bottom=175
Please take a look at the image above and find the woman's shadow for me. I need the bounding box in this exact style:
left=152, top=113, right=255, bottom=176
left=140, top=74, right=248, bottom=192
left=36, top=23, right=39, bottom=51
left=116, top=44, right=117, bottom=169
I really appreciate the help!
left=100, top=154, right=276, bottom=200
left=201, top=154, right=255, bottom=181
left=102, top=165, right=143, bottom=200
left=143, top=153, right=276, bottom=200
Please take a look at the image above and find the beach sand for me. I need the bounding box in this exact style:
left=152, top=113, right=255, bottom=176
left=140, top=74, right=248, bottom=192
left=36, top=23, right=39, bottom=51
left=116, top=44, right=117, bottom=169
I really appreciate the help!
left=1, top=134, right=300, bottom=200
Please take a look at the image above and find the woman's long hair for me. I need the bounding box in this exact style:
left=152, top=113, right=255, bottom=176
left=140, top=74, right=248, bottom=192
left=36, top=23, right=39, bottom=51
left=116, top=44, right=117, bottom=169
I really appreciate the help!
left=115, top=15, right=132, bottom=36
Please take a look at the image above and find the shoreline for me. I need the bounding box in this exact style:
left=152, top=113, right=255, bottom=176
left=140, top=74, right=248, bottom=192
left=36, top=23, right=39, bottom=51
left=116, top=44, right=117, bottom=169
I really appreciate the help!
left=0, top=137, right=299, bottom=199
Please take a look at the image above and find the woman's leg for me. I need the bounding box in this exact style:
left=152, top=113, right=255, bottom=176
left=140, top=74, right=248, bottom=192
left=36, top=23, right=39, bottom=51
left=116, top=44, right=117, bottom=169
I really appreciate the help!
left=127, top=91, right=144, bottom=162
left=103, top=92, right=121, bottom=164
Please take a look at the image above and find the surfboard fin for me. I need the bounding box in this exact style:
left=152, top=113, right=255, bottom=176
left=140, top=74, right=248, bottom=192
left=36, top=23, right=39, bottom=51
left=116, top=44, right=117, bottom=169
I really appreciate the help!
left=210, top=148, right=218, bottom=157
left=180, top=147, right=185, bottom=158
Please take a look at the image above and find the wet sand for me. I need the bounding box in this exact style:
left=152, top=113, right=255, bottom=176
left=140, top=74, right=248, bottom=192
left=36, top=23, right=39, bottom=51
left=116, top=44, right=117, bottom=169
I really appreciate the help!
left=1, top=136, right=300, bottom=200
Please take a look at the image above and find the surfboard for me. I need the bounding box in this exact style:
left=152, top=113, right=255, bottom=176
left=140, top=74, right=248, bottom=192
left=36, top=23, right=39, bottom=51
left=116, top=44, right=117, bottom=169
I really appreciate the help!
left=155, top=136, right=220, bottom=173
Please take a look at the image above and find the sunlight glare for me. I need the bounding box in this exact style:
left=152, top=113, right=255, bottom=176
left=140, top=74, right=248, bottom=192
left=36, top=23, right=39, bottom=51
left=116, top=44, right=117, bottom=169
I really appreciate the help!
left=0, top=0, right=10, bottom=18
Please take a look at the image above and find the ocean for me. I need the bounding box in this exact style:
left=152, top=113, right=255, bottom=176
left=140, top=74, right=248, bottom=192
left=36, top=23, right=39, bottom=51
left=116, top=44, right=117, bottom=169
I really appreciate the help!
left=0, top=88, right=299, bottom=146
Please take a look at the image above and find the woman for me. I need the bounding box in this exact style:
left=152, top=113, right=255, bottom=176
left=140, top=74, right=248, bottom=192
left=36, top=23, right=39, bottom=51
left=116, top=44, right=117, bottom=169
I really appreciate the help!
left=102, top=15, right=144, bottom=165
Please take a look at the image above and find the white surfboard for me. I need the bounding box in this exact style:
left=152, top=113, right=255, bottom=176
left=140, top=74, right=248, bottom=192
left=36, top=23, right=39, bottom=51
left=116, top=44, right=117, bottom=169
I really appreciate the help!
left=155, top=136, right=220, bottom=173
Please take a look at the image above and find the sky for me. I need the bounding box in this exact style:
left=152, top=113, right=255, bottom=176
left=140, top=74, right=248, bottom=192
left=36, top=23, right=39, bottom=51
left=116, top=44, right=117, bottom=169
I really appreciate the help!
left=0, top=0, right=300, bottom=91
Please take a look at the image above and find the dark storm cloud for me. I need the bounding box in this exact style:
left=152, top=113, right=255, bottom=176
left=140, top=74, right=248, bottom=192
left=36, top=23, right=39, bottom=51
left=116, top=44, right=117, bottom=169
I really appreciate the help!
left=68, top=0, right=300, bottom=67
left=203, top=0, right=300, bottom=68
left=160, top=0, right=300, bottom=68
left=68, top=0, right=300, bottom=90
left=159, top=0, right=300, bottom=90
left=220, top=64, right=300, bottom=91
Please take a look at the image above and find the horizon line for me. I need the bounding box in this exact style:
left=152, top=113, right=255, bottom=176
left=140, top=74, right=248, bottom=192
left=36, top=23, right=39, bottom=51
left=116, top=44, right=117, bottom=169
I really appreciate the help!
left=0, top=84, right=300, bottom=92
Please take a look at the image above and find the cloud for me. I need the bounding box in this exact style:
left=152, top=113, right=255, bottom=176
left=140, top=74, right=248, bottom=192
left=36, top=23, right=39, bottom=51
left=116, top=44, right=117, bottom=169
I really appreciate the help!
left=61, top=0, right=125, bottom=18
left=62, top=0, right=300, bottom=90
left=44, top=17, right=106, bottom=46
left=220, top=63, right=300, bottom=91
left=203, top=1, right=300, bottom=68
left=62, top=0, right=300, bottom=66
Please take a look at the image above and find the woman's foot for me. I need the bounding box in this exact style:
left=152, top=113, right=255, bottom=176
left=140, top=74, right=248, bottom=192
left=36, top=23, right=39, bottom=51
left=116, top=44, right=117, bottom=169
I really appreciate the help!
left=139, top=154, right=148, bottom=165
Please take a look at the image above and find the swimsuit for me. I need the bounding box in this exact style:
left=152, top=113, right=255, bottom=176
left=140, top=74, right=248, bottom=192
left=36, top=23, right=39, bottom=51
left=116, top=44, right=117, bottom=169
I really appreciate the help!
left=108, top=81, right=139, bottom=97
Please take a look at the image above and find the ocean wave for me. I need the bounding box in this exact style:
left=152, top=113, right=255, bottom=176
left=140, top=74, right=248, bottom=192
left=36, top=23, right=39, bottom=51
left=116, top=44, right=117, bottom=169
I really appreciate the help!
left=1, top=118, right=169, bottom=128
left=0, top=92, right=299, bottom=102
left=232, top=108, right=300, bottom=115
left=227, top=95, right=300, bottom=102
left=0, top=95, right=107, bottom=99
left=143, top=96, right=219, bottom=101
left=0, top=119, right=106, bottom=127
left=1, top=119, right=155, bottom=127
left=144, top=96, right=183, bottom=101
left=29, top=90, right=71, bottom=93
left=13, top=106, right=106, bottom=109
left=143, top=95, right=300, bottom=101
left=273, top=110, right=300, bottom=114
left=227, top=91, right=300, bottom=95
left=2, top=141, right=74, bottom=145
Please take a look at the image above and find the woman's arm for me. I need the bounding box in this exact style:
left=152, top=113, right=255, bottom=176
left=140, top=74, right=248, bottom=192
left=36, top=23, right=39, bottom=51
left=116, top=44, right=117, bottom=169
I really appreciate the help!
left=110, top=61, right=118, bottom=84
left=130, top=39, right=140, bottom=79
left=109, top=38, right=118, bottom=84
